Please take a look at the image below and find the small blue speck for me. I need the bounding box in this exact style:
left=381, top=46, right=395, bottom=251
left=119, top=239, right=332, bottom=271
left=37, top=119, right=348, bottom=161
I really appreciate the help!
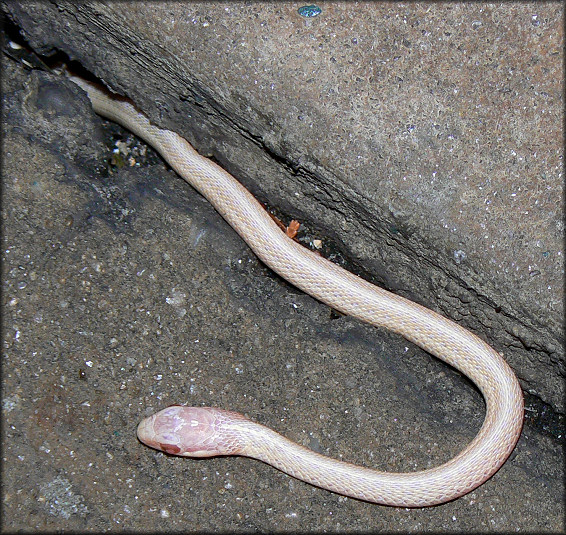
left=298, top=5, right=322, bottom=18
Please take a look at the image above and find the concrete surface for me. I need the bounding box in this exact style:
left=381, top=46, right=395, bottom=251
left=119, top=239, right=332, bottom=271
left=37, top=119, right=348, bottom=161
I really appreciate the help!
left=1, top=47, right=563, bottom=533
left=2, top=1, right=563, bottom=412
left=1, top=2, right=564, bottom=532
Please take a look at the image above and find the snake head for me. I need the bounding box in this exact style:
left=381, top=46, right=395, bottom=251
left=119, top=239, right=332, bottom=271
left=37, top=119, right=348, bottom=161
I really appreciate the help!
left=137, top=406, right=247, bottom=457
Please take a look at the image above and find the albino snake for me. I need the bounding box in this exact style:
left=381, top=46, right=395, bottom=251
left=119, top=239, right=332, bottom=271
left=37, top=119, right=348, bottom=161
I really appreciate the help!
left=69, top=75, right=523, bottom=507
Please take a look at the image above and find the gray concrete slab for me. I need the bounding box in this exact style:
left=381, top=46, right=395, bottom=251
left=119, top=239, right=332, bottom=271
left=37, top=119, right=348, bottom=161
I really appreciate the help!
left=1, top=48, right=563, bottom=532
left=2, top=1, right=563, bottom=412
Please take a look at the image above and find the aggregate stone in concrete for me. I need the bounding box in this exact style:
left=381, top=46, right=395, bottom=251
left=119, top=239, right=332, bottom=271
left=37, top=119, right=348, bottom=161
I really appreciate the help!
left=1, top=51, right=563, bottom=531
left=2, top=1, right=563, bottom=413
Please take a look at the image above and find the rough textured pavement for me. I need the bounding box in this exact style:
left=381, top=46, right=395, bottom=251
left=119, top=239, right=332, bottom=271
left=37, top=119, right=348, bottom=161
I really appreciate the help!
left=3, top=1, right=563, bottom=410
left=1, top=2, right=564, bottom=532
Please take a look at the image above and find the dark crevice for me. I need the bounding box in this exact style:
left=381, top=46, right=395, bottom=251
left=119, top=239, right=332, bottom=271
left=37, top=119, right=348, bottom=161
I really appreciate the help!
left=524, top=392, right=564, bottom=440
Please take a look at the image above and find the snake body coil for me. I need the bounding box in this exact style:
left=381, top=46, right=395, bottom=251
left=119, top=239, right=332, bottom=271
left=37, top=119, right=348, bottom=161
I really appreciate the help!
left=69, top=75, right=523, bottom=507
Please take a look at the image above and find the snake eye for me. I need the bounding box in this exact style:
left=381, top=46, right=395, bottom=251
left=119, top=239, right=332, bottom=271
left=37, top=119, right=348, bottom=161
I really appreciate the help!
left=160, top=443, right=182, bottom=455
